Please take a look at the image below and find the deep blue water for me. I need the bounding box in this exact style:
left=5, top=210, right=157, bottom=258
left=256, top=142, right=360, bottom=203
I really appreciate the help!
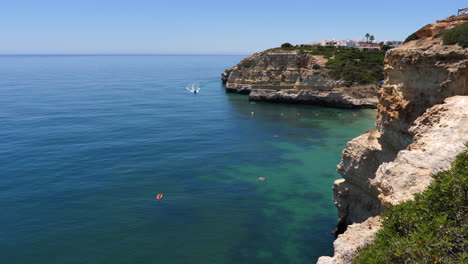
left=0, top=55, right=375, bottom=263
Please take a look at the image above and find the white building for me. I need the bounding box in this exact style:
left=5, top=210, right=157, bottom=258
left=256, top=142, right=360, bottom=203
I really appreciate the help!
left=299, top=39, right=403, bottom=49
left=336, top=40, right=357, bottom=48
left=316, top=39, right=372, bottom=48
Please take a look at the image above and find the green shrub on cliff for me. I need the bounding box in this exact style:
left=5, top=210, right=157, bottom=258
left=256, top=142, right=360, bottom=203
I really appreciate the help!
left=325, top=49, right=384, bottom=85
left=379, top=44, right=392, bottom=52
left=275, top=45, right=385, bottom=84
left=281, top=42, right=293, bottom=48
left=404, top=32, right=419, bottom=43
left=443, top=22, right=468, bottom=47
left=403, top=24, right=432, bottom=44
left=276, top=45, right=335, bottom=58
left=353, top=150, right=468, bottom=264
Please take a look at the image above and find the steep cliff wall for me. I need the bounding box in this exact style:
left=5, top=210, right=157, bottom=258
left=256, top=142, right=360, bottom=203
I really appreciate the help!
left=320, top=97, right=468, bottom=264
left=318, top=15, right=468, bottom=264
left=378, top=29, right=468, bottom=150
left=221, top=50, right=379, bottom=108
left=222, top=50, right=342, bottom=92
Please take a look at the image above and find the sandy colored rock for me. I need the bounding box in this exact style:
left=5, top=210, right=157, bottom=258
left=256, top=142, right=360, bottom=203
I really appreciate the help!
left=373, top=96, right=468, bottom=206
left=333, top=130, right=391, bottom=224
left=221, top=50, right=343, bottom=91
left=318, top=15, right=468, bottom=264
left=377, top=16, right=468, bottom=150
left=317, top=217, right=382, bottom=264
left=221, top=49, right=379, bottom=107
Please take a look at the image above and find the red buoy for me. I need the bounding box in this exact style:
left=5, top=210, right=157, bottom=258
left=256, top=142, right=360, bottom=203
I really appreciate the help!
left=156, top=193, right=164, bottom=200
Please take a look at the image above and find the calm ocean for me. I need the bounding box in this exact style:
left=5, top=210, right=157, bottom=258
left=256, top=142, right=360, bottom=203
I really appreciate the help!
left=0, top=55, right=375, bottom=264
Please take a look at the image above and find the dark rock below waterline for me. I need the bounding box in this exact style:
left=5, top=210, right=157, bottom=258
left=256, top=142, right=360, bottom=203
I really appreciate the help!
left=248, top=89, right=377, bottom=109
left=225, top=85, right=252, bottom=95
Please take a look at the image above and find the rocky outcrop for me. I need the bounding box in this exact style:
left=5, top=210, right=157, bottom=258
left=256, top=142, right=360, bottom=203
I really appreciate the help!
left=377, top=16, right=468, bottom=151
left=326, top=96, right=468, bottom=263
left=249, top=88, right=377, bottom=109
left=222, top=50, right=342, bottom=91
left=373, top=96, right=468, bottom=206
left=321, top=15, right=468, bottom=263
left=317, top=217, right=382, bottom=264
left=221, top=50, right=379, bottom=107
left=333, top=130, right=394, bottom=225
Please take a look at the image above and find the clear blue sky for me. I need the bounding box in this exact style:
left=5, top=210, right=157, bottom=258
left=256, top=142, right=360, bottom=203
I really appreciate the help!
left=0, top=0, right=465, bottom=54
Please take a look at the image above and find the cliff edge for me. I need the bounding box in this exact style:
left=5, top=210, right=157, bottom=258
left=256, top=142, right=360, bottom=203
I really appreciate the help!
left=318, top=15, right=468, bottom=263
left=221, top=49, right=379, bottom=108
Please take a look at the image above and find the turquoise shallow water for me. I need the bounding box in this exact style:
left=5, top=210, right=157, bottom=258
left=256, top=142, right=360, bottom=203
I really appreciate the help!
left=0, top=55, right=375, bottom=264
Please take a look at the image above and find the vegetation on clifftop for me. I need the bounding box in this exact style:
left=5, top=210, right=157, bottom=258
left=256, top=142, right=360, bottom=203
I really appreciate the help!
left=404, top=32, right=419, bottom=43
left=403, top=24, right=431, bottom=43
left=273, top=45, right=385, bottom=85
left=326, top=49, right=384, bottom=85
left=443, top=22, right=468, bottom=47
left=353, top=149, right=468, bottom=264
left=405, top=22, right=468, bottom=47
left=274, top=45, right=336, bottom=58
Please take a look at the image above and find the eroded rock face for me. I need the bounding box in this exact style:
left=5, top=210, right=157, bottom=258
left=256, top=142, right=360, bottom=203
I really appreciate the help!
left=333, top=15, right=468, bottom=226
left=333, top=130, right=395, bottom=224
left=377, top=22, right=468, bottom=150
left=317, top=217, right=382, bottom=264
left=373, top=96, right=468, bottom=206
left=320, top=15, right=468, bottom=264
left=325, top=96, right=468, bottom=264
left=221, top=50, right=379, bottom=107
left=222, top=50, right=343, bottom=91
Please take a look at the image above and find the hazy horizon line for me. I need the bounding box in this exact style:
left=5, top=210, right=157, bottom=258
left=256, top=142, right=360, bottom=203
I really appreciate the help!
left=0, top=53, right=250, bottom=56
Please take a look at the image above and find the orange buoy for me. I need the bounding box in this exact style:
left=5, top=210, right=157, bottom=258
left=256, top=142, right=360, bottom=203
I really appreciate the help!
left=156, top=193, right=164, bottom=200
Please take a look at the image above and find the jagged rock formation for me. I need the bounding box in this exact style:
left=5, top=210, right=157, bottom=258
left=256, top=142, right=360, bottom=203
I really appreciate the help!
left=221, top=50, right=379, bottom=108
left=320, top=97, right=468, bottom=264
left=318, top=217, right=382, bottom=264
left=373, top=96, right=468, bottom=206
left=318, top=15, right=468, bottom=264
left=221, top=50, right=341, bottom=91
left=333, top=130, right=393, bottom=225
left=378, top=24, right=468, bottom=150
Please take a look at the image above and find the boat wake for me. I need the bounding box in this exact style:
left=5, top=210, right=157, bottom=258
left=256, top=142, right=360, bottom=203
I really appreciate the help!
left=185, top=83, right=201, bottom=94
